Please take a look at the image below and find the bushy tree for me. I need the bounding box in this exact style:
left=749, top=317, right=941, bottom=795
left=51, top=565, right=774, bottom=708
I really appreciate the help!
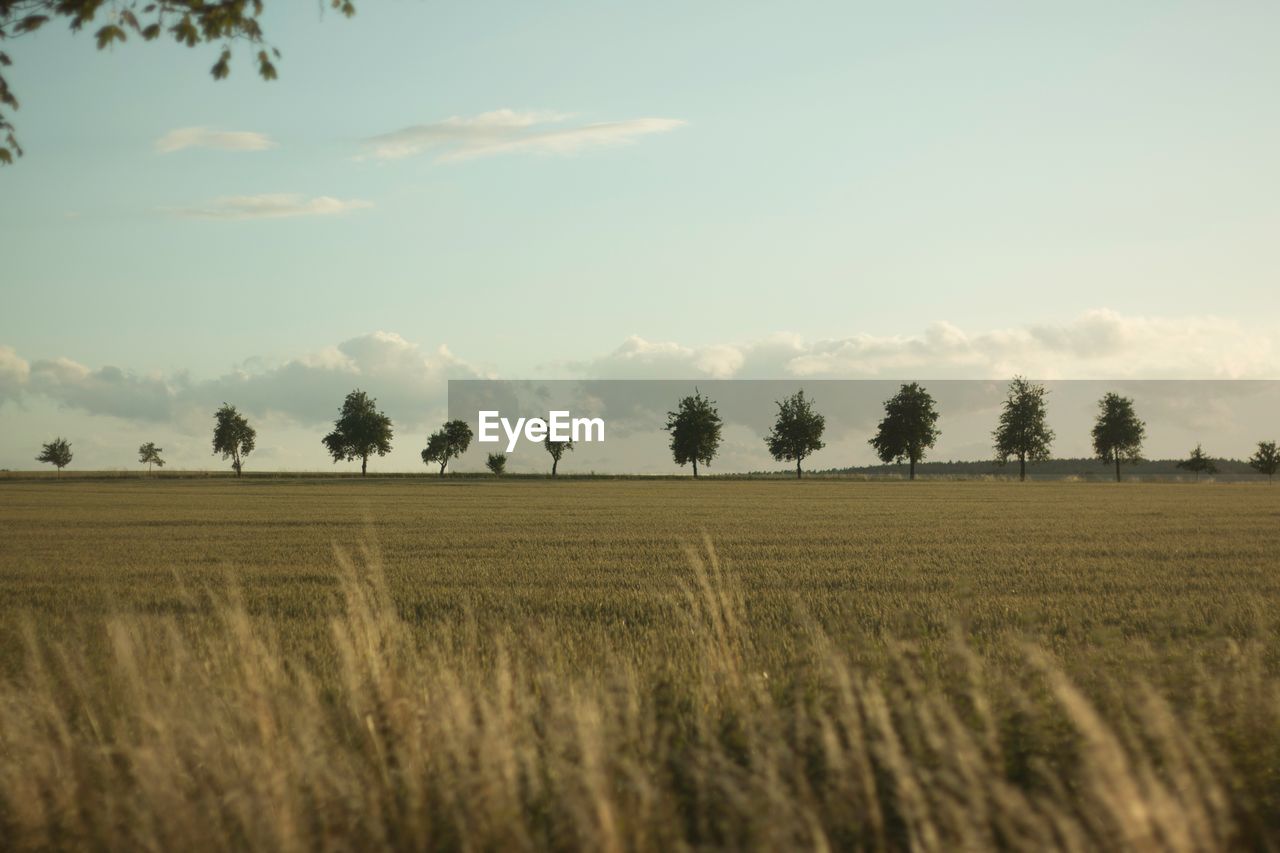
left=869, top=383, right=940, bottom=480
left=212, top=403, right=256, bottom=477
left=0, top=0, right=356, bottom=164
left=322, top=389, right=393, bottom=476
left=138, top=442, right=165, bottom=474
left=993, top=377, right=1054, bottom=481
left=544, top=435, right=574, bottom=477
left=486, top=453, right=506, bottom=476
left=664, top=390, right=723, bottom=478
left=1248, top=440, right=1278, bottom=483
left=36, top=437, right=72, bottom=474
left=1176, top=444, right=1217, bottom=482
left=765, top=389, right=825, bottom=479
left=1091, top=393, right=1145, bottom=482
left=421, top=420, right=472, bottom=476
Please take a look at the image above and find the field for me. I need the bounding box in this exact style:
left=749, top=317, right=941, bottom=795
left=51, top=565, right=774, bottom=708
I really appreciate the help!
left=1, top=479, right=1278, bottom=850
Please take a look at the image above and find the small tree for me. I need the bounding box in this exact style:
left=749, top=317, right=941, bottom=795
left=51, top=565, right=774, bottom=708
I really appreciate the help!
left=664, top=389, right=723, bottom=478
left=212, top=403, right=256, bottom=477
left=544, top=435, right=574, bottom=477
left=1176, top=444, right=1217, bottom=482
left=869, top=383, right=940, bottom=480
left=1248, top=440, right=1279, bottom=483
left=138, top=442, right=165, bottom=474
left=486, top=453, right=507, bottom=475
left=322, top=389, right=393, bottom=476
left=1091, top=392, right=1145, bottom=482
left=993, top=376, right=1054, bottom=481
left=36, top=437, right=72, bottom=475
left=421, top=419, right=472, bottom=476
left=765, top=389, right=826, bottom=479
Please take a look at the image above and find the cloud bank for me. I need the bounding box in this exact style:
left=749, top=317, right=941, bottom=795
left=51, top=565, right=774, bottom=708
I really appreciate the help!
left=364, top=109, right=685, bottom=162
left=2, top=311, right=1277, bottom=470
left=571, top=311, right=1276, bottom=381
left=155, top=127, right=276, bottom=154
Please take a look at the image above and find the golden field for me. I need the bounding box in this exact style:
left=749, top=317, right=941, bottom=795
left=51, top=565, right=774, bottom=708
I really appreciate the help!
left=0, top=478, right=1277, bottom=851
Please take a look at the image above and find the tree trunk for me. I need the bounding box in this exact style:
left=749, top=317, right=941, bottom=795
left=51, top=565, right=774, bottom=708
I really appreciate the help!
left=1115, top=457, right=1121, bottom=483
left=909, top=457, right=916, bottom=481
left=552, top=459, right=558, bottom=477
left=1019, top=455, right=1026, bottom=482
left=361, top=455, right=367, bottom=477
left=692, top=458, right=698, bottom=478
left=439, top=461, right=446, bottom=477
left=796, top=458, right=802, bottom=479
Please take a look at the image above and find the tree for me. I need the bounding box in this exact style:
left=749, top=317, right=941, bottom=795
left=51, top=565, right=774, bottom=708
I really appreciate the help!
left=544, top=435, right=574, bottom=477
left=1091, top=392, right=1145, bottom=482
left=486, top=452, right=506, bottom=476
left=1248, top=440, right=1279, bottom=483
left=321, top=389, right=392, bottom=476
left=138, top=441, right=165, bottom=474
left=764, top=389, right=826, bottom=479
left=36, top=437, right=71, bottom=474
left=212, top=403, right=256, bottom=477
left=993, top=376, right=1054, bottom=481
left=664, top=389, right=723, bottom=478
left=421, top=419, right=472, bottom=476
left=1176, top=444, right=1217, bottom=482
left=869, top=383, right=940, bottom=480
left=0, top=0, right=356, bottom=164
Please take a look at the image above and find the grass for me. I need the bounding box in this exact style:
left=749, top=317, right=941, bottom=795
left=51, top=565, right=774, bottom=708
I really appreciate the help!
left=0, top=479, right=1277, bottom=850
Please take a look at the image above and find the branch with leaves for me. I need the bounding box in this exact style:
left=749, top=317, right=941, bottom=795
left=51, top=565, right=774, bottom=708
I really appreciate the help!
left=0, top=0, right=356, bottom=163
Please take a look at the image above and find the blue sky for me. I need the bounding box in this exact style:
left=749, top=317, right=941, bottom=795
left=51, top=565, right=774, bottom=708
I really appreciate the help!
left=1, top=1, right=1278, bottom=470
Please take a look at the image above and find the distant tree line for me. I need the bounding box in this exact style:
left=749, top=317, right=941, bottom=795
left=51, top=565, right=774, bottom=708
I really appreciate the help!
left=31, top=379, right=1280, bottom=483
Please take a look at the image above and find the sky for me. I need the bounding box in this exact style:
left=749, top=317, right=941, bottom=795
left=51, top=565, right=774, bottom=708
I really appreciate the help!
left=1, top=1, right=1278, bottom=471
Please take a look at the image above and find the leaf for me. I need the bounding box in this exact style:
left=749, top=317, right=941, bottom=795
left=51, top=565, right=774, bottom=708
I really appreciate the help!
left=16, top=15, right=50, bottom=34
left=257, top=51, right=277, bottom=81
left=95, top=25, right=127, bottom=50
left=142, top=24, right=161, bottom=40
left=211, top=48, right=231, bottom=80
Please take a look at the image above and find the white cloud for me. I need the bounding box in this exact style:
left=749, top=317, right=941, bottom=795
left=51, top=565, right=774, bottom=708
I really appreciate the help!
left=28, top=359, right=180, bottom=421
left=364, top=109, right=685, bottom=162
left=571, top=311, right=1278, bottom=381
left=155, top=127, right=276, bottom=154
left=0, top=345, right=30, bottom=401
left=171, top=194, right=373, bottom=220
left=7, top=332, right=479, bottom=433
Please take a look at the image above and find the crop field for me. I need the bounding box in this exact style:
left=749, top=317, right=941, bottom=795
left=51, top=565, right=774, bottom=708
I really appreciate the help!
left=1, top=478, right=1278, bottom=851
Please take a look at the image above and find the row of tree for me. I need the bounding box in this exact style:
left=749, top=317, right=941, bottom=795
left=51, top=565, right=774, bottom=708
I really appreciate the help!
left=33, top=380, right=1280, bottom=482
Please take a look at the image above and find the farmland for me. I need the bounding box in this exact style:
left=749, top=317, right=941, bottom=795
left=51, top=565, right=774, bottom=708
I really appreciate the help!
left=1, top=478, right=1278, bottom=850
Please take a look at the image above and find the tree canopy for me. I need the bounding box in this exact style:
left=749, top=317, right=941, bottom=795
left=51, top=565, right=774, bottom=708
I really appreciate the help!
left=36, top=436, right=72, bottom=473
left=138, top=441, right=165, bottom=473
left=1175, top=444, right=1217, bottom=481
left=0, top=0, right=356, bottom=163
left=321, top=389, right=392, bottom=476
left=212, top=403, right=256, bottom=477
left=421, top=420, right=472, bottom=476
left=764, top=389, right=825, bottom=479
left=868, top=382, right=940, bottom=480
left=993, top=376, right=1054, bottom=481
left=1091, top=393, right=1145, bottom=482
left=1249, top=440, right=1279, bottom=483
left=486, top=453, right=506, bottom=476
left=544, top=433, right=574, bottom=477
left=664, top=390, right=723, bottom=478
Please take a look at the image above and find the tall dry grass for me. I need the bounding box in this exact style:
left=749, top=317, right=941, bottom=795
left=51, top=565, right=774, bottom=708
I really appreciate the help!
left=1, top=536, right=1276, bottom=851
